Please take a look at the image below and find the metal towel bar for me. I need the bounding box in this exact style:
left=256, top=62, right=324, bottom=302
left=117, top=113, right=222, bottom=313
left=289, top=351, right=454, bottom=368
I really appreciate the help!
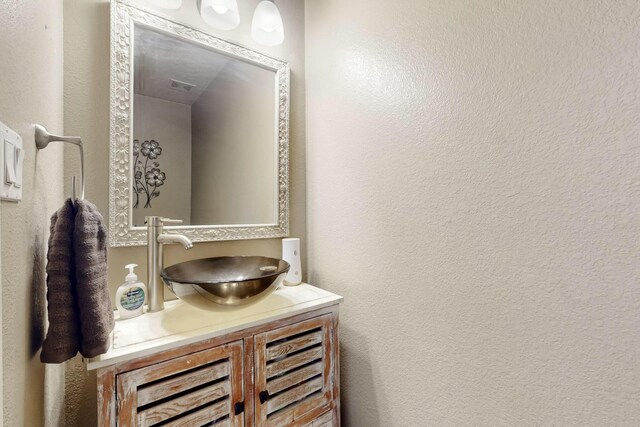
left=34, top=124, right=85, bottom=202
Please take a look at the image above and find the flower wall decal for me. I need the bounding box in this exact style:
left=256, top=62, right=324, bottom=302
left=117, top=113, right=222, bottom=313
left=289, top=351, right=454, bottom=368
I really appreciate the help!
left=133, top=139, right=166, bottom=208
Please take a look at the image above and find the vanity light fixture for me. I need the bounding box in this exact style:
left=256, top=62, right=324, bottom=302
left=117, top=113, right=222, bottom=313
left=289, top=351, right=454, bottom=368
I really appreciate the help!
left=198, top=0, right=241, bottom=31
left=251, top=0, right=285, bottom=46
left=145, top=0, right=183, bottom=9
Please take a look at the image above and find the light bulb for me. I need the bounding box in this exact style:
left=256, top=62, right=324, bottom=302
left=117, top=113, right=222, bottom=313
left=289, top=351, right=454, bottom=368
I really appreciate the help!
left=212, top=5, right=229, bottom=14
left=145, top=0, right=182, bottom=9
left=198, top=0, right=240, bottom=30
left=251, top=0, right=284, bottom=46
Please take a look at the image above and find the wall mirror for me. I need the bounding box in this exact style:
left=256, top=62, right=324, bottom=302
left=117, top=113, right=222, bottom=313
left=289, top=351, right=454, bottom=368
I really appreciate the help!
left=109, top=0, right=289, bottom=246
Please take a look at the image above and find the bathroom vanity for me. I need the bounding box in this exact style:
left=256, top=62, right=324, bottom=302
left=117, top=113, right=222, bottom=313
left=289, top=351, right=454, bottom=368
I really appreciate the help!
left=88, top=284, right=342, bottom=426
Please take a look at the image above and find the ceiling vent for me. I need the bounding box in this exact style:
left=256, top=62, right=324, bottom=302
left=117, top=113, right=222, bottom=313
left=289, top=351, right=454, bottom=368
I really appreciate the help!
left=168, top=79, right=196, bottom=93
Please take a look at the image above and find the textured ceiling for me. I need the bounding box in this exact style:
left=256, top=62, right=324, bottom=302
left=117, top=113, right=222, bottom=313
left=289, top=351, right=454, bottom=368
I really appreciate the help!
left=133, top=26, right=230, bottom=105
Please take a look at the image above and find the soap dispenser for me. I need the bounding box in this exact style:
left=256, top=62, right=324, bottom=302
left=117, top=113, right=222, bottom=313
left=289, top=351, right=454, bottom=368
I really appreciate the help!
left=116, top=264, right=147, bottom=319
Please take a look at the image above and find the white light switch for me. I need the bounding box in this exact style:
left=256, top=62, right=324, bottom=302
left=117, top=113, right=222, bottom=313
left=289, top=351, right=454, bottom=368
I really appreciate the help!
left=13, top=146, right=22, bottom=188
left=4, top=140, right=16, bottom=184
left=0, top=122, right=23, bottom=202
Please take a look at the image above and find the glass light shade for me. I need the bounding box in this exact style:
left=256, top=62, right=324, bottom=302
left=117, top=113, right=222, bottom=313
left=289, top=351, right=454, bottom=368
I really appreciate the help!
left=198, top=0, right=240, bottom=31
left=251, top=1, right=285, bottom=46
left=145, top=0, right=182, bottom=9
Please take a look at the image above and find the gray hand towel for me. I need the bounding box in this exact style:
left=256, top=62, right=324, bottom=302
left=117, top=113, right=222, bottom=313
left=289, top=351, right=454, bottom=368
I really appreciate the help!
left=41, top=199, right=82, bottom=363
left=73, top=199, right=114, bottom=358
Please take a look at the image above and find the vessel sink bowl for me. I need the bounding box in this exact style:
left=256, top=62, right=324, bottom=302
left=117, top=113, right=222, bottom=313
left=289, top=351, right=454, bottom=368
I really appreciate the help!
left=161, top=256, right=290, bottom=307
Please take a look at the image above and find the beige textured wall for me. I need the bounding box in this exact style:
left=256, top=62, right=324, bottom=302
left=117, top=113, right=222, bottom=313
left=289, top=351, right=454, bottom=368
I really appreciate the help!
left=0, top=1, right=65, bottom=426
left=191, top=61, right=276, bottom=225
left=306, top=0, right=640, bottom=425
left=133, top=94, right=192, bottom=226
left=63, top=0, right=305, bottom=424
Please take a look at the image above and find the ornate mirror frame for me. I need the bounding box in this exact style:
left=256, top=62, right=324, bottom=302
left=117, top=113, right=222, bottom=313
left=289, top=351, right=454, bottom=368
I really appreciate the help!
left=109, top=0, right=290, bottom=247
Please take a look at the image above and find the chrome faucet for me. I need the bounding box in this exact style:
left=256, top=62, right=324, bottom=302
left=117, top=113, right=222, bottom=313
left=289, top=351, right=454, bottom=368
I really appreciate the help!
left=146, top=216, right=193, bottom=312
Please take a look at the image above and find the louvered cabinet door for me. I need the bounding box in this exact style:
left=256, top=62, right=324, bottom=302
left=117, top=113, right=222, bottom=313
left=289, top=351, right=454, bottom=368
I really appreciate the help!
left=254, top=315, right=336, bottom=427
left=116, top=341, right=245, bottom=427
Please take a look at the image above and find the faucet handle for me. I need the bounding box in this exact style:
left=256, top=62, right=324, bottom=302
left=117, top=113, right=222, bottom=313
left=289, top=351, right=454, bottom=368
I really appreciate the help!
left=161, top=218, right=183, bottom=225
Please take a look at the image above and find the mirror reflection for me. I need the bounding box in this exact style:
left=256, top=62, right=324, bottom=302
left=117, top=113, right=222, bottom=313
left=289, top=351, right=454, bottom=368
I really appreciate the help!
left=132, top=25, right=278, bottom=227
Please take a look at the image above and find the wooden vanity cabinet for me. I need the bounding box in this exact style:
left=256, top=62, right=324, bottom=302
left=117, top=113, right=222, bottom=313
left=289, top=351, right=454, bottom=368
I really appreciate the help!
left=254, top=315, right=336, bottom=427
left=97, top=307, right=340, bottom=427
left=115, top=341, right=245, bottom=426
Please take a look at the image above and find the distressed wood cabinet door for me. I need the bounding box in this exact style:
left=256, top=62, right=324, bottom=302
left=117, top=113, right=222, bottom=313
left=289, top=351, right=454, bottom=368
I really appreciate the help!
left=254, top=315, right=336, bottom=427
left=116, top=341, right=244, bottom=426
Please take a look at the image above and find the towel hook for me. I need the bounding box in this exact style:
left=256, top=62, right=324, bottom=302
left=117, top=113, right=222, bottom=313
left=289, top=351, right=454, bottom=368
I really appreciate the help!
left=35, top=124, right=85, bottom=201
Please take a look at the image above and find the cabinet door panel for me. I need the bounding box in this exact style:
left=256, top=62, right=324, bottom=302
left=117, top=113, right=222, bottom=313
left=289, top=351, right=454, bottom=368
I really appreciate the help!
left=137, top=360, right=230, bottom=407
left=161, top=399, right=230, bottom=427
left=301, top=411, right=334, bottom=427
left=254, top=315, right=334, bottom=427
left=116, top=341, right=244, bottom=427
left=267, top=361, right=323, bottom=395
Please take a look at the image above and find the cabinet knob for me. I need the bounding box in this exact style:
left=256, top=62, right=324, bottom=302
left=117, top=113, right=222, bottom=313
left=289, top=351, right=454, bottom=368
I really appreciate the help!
left=234, top=401, right=245, bottom=415
left=259, top=390, right=270, bottom=404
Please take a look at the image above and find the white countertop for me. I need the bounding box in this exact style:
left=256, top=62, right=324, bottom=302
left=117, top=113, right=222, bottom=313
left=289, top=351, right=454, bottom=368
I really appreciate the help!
left=87, top=283, right=342, bottom=370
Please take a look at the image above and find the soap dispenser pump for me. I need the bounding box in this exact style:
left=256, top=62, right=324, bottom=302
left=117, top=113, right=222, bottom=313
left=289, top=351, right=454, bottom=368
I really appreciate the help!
left=115, top=264, right=147, bottom=319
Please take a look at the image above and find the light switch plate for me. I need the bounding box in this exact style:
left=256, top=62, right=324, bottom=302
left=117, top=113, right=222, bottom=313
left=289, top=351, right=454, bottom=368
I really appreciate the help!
left=0, top=122, right=23, bottom=202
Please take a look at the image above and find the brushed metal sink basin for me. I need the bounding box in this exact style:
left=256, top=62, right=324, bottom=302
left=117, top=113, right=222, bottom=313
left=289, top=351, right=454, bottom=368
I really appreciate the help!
left=161, top=256, right=290, bottom=308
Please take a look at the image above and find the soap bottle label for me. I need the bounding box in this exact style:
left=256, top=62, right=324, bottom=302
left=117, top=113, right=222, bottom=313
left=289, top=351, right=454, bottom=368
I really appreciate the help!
left=120, top=288, right=145, bottom=311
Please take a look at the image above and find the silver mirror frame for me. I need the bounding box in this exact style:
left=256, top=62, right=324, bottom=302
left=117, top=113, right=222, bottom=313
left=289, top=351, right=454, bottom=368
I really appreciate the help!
left=109, top=0, right=290, bottom=247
